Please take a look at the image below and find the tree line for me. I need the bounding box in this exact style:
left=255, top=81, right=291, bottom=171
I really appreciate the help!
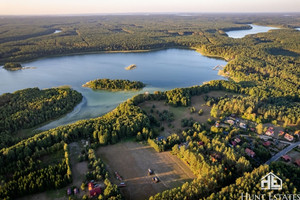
left=83, top=78, right=145, bottom=91
left=0, top=87, right=82, bottom=149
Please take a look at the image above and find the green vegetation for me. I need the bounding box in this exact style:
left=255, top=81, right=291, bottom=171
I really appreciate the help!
left=83, top=78, right=145, bottom=91
left=0, top=87, right=82, bottom=148
left=204, top=163, right=299, bottom=200
left=0, top=142, right=72, bottom=199
left=3, top=62, right=22, bottom=70
left=0, top=14, right=300, bottom=199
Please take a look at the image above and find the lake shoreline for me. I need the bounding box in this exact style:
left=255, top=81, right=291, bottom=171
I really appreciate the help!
left=1, top=46, right=194, bottom=66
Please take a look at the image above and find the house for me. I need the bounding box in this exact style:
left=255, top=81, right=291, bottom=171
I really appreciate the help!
left=250, top=128, right=255, bottom=132
left=74, top=188, right=79, bottom=195
left=226, top=119, right=235, bottom=126
left=231, top=141, right=237, bottom=147
left=88, top=182, right=94, bottom=191
left=89, top=187, right=101, bottom=197
left=281, top=155, right=291, bottom=162
left=198, top=141, right=204, bottom=146
left=263, top=141, right=271, bottom=147
left=234, top=138, right=241, bottom=143
left=239, top=123, right=247, bottom=129
left=215, top=122, right=220, bottom=128
left=279, top=131, right=285, bottom=136
left=284, top=133, right=294, bottom=141
left=265, top=127, right=274, bottom=136
left=294, top=159, right=300, bottom=167
left=67, top=188, right=72, bottom=195
left=245, top=148, right=255, bottom=157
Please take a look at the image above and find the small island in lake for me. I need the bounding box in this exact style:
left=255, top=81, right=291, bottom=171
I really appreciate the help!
left=82, top=78, right=145, bottom=91
left=125, top=64, right=137, bottom=70
left=3, top=62, right=23, bottom=71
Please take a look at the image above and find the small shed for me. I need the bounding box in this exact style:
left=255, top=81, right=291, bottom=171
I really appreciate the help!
left=67, top=188, right=72, bottom=195
left=74, top=188, right=79, bottom=195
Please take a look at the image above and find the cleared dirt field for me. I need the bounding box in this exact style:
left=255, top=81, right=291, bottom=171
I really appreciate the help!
left=96, top=141, right=196, bottom=200
left=140, top=91, right=232, bottom=136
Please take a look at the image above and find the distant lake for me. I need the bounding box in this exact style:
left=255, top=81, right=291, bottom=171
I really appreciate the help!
left=0, top=49, right=227, bottom=130
left=53, top=30, right=62, bottom=34
left=226, top=24, right=279, bottom=38
left=296, top=28, right=300, bottom=31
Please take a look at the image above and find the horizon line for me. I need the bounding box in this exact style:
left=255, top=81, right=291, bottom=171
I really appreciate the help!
left=1, top=11, right=300, bottom=17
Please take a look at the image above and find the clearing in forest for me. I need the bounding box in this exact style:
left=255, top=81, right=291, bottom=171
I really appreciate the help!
left=97, top=141, right=196, bottom=200
left=139, top=91, right=233, bottom=136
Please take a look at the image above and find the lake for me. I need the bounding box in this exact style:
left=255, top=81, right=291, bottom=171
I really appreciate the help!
left=226, top=24, right=279, bottom=38
left=53, top=30, right=62, bottom=34
left=0, top=49, right=227, bottom=129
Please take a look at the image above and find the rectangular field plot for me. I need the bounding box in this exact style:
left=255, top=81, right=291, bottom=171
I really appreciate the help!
left=97, top=141, right=196, bottom=200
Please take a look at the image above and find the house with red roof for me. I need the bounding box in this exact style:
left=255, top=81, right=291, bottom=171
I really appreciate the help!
left=294, top=159, right=300, bottom=167
left=263, top=141, right=271, bottom=147
left=88, top=182, right=101, bottom=197
left=284, top=133, right=294, bottom=141
left=89, top=187, right=101, bottom=197
left=281, top=155, right=291, bottom=162
left=245, top=148, right=255, bottom=157
left=234, top=138, right=241, bottom=143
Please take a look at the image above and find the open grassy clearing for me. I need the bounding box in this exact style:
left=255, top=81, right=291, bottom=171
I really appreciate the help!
left=139, top=91, right=233, bottom=136
left=96, top=141, right=196, bottom=200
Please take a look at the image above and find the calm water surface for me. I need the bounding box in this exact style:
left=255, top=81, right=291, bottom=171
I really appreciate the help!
left=2, top=24, right=279, bottom=129
left=226, top=24, right=279, bottom=38
left=0, top=49, right=227, bottom=129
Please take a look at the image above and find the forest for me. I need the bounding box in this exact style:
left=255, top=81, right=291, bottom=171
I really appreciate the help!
left=0, top=14, right=299, bottom=199
left=0, top=87, right=82, bottom=149
left=83, top=78, right=145, bottom=91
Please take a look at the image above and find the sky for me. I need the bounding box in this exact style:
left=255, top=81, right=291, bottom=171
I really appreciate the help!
left=1, top=0, right=300, bottom=15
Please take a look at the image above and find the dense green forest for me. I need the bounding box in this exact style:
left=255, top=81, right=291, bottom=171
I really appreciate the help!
left=83, top=78, right=145, bottom=91
left=0, top=87, right=82, bottom=148
left=0, top=80, right=298, bottom=199
left=0, top=14, right=299, bottom=199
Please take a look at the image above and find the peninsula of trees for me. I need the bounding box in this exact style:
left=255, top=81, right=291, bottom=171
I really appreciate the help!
left=83, top=78, right=145, bottom=91
left=0, top=87, right=82, bottom=148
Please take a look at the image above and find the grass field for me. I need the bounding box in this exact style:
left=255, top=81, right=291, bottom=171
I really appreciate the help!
left=139, top=91, right=231, bottom=136
left=96, top=141, right=196, bottom=200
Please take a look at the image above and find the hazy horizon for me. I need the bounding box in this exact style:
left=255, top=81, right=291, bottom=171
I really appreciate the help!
left=1, top=0, right=300, bottom=15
